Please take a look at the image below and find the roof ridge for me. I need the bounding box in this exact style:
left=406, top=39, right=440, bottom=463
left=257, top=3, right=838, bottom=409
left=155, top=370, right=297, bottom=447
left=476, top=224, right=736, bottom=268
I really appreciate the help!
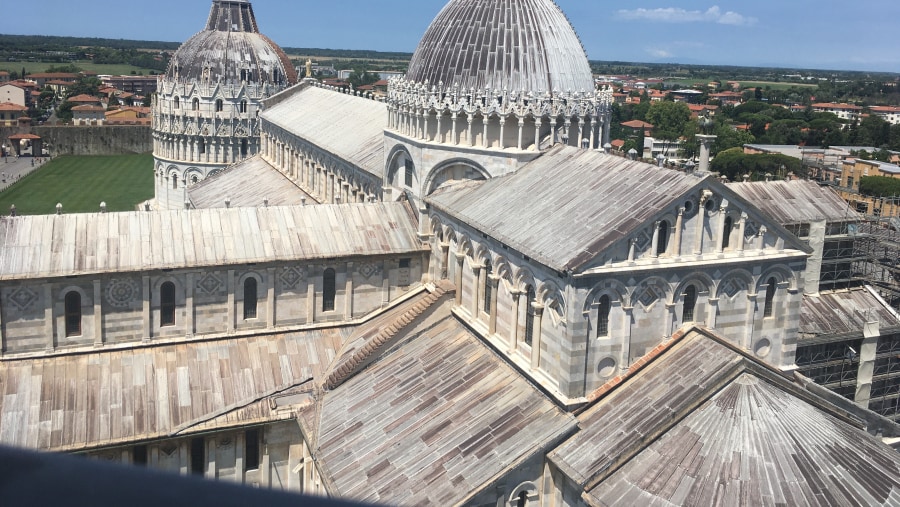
left=323, top=283, right=452, bottom=390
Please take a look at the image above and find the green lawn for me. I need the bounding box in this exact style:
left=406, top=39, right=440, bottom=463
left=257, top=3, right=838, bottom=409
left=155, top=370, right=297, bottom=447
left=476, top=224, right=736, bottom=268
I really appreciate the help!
left=0, top=154, right=153, bottom=216
left=1, top=61, right=160, bottom=77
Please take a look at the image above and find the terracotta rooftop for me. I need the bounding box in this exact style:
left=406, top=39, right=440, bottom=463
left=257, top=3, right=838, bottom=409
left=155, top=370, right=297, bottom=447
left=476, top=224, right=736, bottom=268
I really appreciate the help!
left=621, top=119, right=654, bottom=129
left=67, top=94, right=102, bottom=103
left=0, top=102, right=27, bottom=112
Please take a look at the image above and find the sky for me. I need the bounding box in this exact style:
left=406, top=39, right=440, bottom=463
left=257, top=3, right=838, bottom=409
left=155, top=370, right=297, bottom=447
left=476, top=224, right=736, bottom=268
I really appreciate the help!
left=4, top=0, right=899, bottom=73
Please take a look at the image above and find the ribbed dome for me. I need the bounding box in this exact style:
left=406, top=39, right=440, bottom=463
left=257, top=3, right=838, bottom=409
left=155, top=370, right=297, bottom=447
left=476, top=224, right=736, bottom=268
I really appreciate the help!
left=406, top=0, right=595, bottom=94
left=166, top=0, right=298, bottom=87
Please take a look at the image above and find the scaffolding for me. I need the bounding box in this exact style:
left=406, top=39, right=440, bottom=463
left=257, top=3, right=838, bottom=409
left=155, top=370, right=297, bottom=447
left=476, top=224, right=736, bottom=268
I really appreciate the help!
left=854, top=218, right=900, bottom=311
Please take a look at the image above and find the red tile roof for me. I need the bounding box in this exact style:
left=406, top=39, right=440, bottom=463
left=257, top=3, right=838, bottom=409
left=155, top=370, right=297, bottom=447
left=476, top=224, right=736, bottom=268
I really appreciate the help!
left=0, top=102, right=27, bottom=112
left=67, top=94, right=102, bottom=103
left=621, top=120, right=654, bottom=129
left=812, top=102, right=862, bottom=111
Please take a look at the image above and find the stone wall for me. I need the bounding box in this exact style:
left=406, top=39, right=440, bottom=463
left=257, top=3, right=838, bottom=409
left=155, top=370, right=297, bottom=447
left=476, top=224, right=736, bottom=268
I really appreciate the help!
left=31, top=126, right=152, bottom=156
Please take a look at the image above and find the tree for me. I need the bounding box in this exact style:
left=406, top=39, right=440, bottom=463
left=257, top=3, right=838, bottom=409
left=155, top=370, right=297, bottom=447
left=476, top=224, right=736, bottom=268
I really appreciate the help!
left=859, top=176, right=900, bottom=198
left=645, top=101, right=691, bottom=141
left=713, top=123, right=755, bottom=154
left=710, top=149, right=804, bottom=181
left=64, top=76, right=102, bottom=99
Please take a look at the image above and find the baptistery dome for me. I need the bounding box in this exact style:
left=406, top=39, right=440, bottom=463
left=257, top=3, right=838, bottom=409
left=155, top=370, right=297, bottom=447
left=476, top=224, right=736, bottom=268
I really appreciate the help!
left=406, top=0, right=594, bottom=94
left=166, top=0, right=298, bottom=87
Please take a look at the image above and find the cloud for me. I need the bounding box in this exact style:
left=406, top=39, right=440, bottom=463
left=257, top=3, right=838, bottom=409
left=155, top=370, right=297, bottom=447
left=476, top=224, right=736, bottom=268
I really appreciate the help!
left=616, top=6, right=757, bottom=26
left=647, top=48, right=673, bottom=58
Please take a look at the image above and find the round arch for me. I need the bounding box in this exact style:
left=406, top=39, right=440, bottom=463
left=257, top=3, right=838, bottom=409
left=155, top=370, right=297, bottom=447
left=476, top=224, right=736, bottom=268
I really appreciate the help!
left=385, top=144, right=416, bottom=186
left=757, top=265, right=796, bottom=292
left=714, top=269, right=755, bottom=300
left=673, top=272, right=715, bottom=304
left=422, top=158, right=490, bottom=196
left=583, top=279, right=629, bottom=314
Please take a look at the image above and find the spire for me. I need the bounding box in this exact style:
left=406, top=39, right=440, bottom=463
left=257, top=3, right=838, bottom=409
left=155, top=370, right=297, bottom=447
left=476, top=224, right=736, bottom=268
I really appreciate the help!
left=206, top=0, right=259, bottom=33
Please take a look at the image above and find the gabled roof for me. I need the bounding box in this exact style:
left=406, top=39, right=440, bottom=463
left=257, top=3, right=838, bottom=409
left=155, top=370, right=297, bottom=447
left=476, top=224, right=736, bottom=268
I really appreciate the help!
left=67, top=94, right=101, bottom=103
left=727, top=180, right=859, bottom=225
left=0, top=203, right=424, bottom=280
left=427, top=146, right=707, bottom=272
left=188, top=155, right=316, bottom=209
left=548, top=328, right=900, bottom=506
left=313, top=307, right=576, bottom=505
left=261, top=84, right=386, bottom=177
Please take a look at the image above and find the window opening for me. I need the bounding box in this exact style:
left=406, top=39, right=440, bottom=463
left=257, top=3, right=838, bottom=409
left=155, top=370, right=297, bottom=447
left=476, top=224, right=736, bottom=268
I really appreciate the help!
left=245, top=429, right=260, bottom=471
left=323, top=269, right=336, bottom=312
left=764, top=278, right=777, bottom=318
left=524, top=286, right=536, bottom=346
left=244, top=278, right=258, bottom=320
left=483, top=259, right=493, bottom=314
left=161, top=282, right=176, bottom=326
left=65, top=291, right=82, bottom=337
left=657, top=221, right=669, bottom=255
left=683, top=285, right=697, bottom=323
left=723, top=216, right=733, bottom=250
left=597, top=295, right=611, bottom=337
left=190, top=438, right=205, bottom=475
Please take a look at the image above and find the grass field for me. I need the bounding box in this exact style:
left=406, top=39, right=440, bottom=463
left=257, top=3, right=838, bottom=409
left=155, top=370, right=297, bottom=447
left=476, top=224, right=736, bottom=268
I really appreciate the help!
left=1, top=60, right=160, bottom=77
left=0, top=154, right=153, bottom=216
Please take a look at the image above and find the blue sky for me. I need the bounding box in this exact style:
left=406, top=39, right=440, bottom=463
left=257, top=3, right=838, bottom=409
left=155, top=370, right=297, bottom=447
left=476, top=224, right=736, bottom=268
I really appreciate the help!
left=4, top=1, right=899, bottom=72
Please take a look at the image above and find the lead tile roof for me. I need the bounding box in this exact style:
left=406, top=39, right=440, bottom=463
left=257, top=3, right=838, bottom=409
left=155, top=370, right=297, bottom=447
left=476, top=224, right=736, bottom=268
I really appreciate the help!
left=260, top=85, right=387, bottom=178
left=314, top=313, right=576, bottom=505
left=0, top=327, right=350, bottom=452
left=426, top=146, right=706, bottom=272
left=801, top=288, right=900, bottom=339
left=188, top=155, right=315, bottom=209
left=406, top=0, right=595, bottom=94
left=727, top=180, right=858, bottom=225
left=548, top=330, right=900, bottom=506
left=0, top=203, right=423, bottom=280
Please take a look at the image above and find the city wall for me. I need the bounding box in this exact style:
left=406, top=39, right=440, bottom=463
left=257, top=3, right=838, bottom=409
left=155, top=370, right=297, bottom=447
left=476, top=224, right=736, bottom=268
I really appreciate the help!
left=1, top=125, right=151, bottom=156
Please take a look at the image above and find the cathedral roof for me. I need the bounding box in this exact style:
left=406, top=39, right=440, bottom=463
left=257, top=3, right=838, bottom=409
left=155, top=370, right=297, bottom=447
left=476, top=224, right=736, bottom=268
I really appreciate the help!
left=260, top=85, right=387, bottom=178
left=427, top=146, right=707, bottom=272
left=188, top=155, right=316, bottom=209
left=0, top=203, right=423, bottom=281
left=166, top=1, right=297, bottom=87
left=549, top=328, right=900, bottom=506
left=727, top=180, right=859, bottom=225
left=406, top=0, right=595, bottom=94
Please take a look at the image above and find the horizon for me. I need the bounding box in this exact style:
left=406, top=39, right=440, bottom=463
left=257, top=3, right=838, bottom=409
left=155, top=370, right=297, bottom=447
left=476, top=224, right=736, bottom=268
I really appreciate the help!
left=2, top=0, right=898, bottom=74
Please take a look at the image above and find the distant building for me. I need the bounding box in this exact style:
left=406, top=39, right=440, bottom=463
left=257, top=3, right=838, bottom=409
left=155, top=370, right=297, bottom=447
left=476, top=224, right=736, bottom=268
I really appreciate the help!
left=0, top=83, right=27, bottom=108
left=71, top=105, right=106, bottom=125
left=870, top=106, right=900, bottom=125
left=102, top=75, right=159, bottom=95
left=839, top=159, right=900, bottom=217
left=0, top=102, right=28, bottom=126
left=710, top=91, right=744, bottom=106
left=813, top=102, right=863, bottom=122
left=644, top=136, right=683, bottom=159
left=26, top=72, right=78, bottom=89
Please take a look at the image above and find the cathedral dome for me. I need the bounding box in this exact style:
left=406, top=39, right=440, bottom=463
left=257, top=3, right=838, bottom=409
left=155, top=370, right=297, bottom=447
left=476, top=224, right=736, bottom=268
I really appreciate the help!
left=406, top=0, right=595, bottom=94
left=166, top=0, right=298, bottom=87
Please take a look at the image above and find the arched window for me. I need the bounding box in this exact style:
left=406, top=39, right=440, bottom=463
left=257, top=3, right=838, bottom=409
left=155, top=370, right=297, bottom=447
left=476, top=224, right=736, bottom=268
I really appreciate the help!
left=323, top=269, right=336, bottom=312
left=764, top=278, right=777, bottom=318
left=240, top=100, right=247, bottom=114
left=173, top=96, right=180, bottom=109
left=723, top=216, right=733, bottom=250
left=171, top=173, right=178, bottom=190
left=657, top=221, right=670, bottom=256
left=215, top=99, right=223, bottom=112
left=517, top=491, right=528, bottom=507
left=682, top=285, right=697, bottom=323
left=404, top=159, right=414, bottom=187
left=64, top=291, right=82, bottom=337
left=482, top=259, right=493, bottom=315
left=198, top=138, right=206, bottom=155
left=524, top=286, right=536, bottom=347
left=191, top=175, right=199, bottom=185
left=192, top=98, right=199, bottom=111
left=243, top=278, right=258, bottom=320
left=241, top=139, right=248, bottom=157
left=160, top=282, right=176, bottom=326
left=597, top=295, right=611, bottom=337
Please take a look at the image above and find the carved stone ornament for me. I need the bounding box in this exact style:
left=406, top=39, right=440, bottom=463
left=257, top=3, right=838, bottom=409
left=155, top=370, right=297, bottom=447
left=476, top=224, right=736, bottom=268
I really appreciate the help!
left=9, top=287, right=38, bottom=311
left=197, top=273, right=224, bottom=295
left=357, top=262, right=382, bottom=280
left=280, top=267, right=306, bottom=289
left=106, top=278, right=140, bottom=308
